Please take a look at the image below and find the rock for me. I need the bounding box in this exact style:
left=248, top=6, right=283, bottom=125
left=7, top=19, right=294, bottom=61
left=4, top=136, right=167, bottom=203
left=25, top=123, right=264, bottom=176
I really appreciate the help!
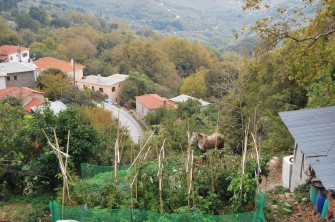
left=271, top=205, right=278, bottom=210
left=301, top=197, right=308, bottom=202
left=285, top=192, right=293, bottom=199
left=283, top=208, right=292, bottom=213
left=284, top=202, right=292, bottom=208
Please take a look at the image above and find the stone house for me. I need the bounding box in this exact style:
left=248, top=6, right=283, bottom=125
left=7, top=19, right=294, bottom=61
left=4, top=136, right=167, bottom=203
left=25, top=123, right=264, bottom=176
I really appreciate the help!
left=77, top=74, right=128, bottom=104
left=33, top=57, right=85, bottom=82
left=135, top=94, right=177, bottom=120
left=0, top=62, right=37, bottom=89
left=0, top=45, right=30, bottom=63
left=279, top=106, right=335, bottom=192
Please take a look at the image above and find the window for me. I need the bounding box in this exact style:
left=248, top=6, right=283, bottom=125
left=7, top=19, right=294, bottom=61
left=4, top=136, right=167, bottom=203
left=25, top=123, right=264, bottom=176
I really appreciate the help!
left=10, top=56, right=13, bottom=61
left=6, top=76, right=10, bottom=81
left=99, top=88, right=103, bottom=93
left=14, top=76, right=17, bottom=80
left=22, top=53, right=28, bottom=57
left=112, top=87, right=115, bottom=92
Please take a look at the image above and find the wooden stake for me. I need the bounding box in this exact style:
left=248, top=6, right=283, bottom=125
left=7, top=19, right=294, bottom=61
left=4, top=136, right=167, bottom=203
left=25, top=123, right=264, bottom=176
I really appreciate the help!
left=127, top=131, right=154, bottom=172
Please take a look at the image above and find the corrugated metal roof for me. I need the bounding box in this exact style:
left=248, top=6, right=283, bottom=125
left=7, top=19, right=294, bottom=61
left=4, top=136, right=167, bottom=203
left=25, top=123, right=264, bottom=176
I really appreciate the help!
left=279, top=106, right=335, bottom=190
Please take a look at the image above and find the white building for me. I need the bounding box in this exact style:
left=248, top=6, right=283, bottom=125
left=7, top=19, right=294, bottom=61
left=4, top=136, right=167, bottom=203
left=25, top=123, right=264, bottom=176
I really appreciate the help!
left=0, top=45, right=30, bottom=63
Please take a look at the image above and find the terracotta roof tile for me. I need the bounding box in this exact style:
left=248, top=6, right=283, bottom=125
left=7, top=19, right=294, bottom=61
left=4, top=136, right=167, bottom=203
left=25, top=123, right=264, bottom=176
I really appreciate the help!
left=0, top=87, right=44, bottom=100
left=34, top=57, right=86, bottom=73
left=135, top=94, right=177, bottom=110
left=0, top=45, right=29, bottom=55
left=23, top=98, right=44, bottom=113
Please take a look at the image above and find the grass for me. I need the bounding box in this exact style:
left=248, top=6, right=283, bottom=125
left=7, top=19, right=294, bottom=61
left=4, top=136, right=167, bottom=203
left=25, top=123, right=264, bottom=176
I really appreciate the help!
left=0, top=193, right=51, bottom=222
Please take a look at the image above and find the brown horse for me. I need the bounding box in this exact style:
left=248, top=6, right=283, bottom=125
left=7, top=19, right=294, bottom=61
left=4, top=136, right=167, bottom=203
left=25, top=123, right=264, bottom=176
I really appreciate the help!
left=190, top=132, right=224, bottom=153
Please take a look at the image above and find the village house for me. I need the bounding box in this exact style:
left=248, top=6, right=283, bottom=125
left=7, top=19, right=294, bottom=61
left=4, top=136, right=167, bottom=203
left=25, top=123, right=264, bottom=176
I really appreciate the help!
left=279, top=106, right=335, bottom=193
left=77, top=74, right=128, bottom=104
left=0, top=87, right=45, bottom=113
left=135, top=94, right=177, bottom=120
left=31, top=100, right=67, bottom=115
left=0, top=45, right=30, bottom=63
left=33, top=57, right=85, bottom=82
left=170, top=94, right=211, bottom=109
left=0, top=62, right=37, bottom=89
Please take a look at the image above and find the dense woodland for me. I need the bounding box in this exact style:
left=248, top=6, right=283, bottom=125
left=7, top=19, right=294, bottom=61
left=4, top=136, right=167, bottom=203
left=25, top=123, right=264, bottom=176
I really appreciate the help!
left=0, top=0, right=335, bottom=220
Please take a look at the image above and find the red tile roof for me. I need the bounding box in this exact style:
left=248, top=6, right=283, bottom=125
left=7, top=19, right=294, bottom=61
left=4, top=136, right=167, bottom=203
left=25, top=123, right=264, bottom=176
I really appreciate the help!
left=34, top=57, right=86, bottom=73
left=0, top=87, right=44, bottom=100
left=135, top=94, right=177, bottom=110
left=0, top=45, right=29, bottom=55
left=23, top=98, right=44, bottom=113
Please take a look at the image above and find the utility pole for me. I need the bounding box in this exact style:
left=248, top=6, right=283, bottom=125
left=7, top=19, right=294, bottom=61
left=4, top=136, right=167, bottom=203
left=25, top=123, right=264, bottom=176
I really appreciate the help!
left=71, top=58, right=76, bottom=87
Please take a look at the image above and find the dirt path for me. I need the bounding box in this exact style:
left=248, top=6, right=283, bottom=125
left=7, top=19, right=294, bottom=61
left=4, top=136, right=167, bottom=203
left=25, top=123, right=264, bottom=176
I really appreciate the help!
left=262, top=157, right=323, bottom=222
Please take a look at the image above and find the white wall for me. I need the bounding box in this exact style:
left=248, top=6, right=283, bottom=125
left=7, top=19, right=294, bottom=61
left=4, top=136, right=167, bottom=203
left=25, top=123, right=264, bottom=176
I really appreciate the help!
left=290, top=146, right=309, bottom=192
left=7, top=50, right=30, bottom=63
left=0, top=76, right=6, bottom=89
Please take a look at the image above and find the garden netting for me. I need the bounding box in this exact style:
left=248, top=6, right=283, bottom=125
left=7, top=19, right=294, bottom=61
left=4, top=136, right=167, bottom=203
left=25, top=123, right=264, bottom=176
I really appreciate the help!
left=50, top=163, right=266, bottom=222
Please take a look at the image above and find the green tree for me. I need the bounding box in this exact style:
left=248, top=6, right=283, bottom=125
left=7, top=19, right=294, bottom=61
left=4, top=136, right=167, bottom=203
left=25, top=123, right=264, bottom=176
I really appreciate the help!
left=120, top=72, right=156, bottom=108
left=36, top=68, right=71, bottom=100
left=180, top=67, right=208, bottom=99
left=0, top=21, right=18, bottom=45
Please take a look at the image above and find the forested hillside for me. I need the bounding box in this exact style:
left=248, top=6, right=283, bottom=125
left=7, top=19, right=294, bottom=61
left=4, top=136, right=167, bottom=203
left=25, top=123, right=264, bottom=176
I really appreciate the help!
left=0, top=0, right=334, bottom=221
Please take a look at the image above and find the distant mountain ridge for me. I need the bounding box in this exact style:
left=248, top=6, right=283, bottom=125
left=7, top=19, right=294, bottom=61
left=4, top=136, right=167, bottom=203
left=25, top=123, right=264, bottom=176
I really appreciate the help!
left=53, top=0, right=315, bottom=51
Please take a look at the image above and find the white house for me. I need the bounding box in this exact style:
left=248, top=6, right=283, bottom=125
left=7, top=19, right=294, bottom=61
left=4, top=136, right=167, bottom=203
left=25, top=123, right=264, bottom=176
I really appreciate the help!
left=0, top=45, right=30, bottom=63
left=279, top=106, right=335, bottom=192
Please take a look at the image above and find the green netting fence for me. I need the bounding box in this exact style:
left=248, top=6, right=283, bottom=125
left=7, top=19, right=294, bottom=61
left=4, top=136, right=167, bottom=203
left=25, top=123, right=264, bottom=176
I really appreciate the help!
left=50, top=198, right=265, bottom=222
left=81, top=163, right=130, bottom=179
left=50, top=163, right=266, bottom=221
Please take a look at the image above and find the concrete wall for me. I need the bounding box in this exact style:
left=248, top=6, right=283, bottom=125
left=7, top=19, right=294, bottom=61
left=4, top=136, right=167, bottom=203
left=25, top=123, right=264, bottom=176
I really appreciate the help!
left=0, top=76, right=6, bottom=89
left=77, top=81, right=125, bottom=104
left=136, top=100, right=150, bottom=120
left=6, top=71, right=35, bottom=88
left=68, top=69, right=84, bottom=81
left=290, top=145, right=309, bottom=192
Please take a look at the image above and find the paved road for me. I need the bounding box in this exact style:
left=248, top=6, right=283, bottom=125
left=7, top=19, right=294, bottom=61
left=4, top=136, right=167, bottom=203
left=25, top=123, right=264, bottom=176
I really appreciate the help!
left=103, top=103, right=144, bottom=143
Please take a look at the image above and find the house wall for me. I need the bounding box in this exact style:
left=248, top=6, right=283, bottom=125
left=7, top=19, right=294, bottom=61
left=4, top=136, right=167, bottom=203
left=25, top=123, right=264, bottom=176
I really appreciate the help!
left=136, top=100, right=150, bottom=120
left=66, top=69, right=84, bottom=81
left=77, top=81, right=125, bottom=104
left=6, top=71, right=35, bottom=88
left=7, top=50, right=30, bottom=63
left=290, top=145, right=309, bottom=192
left=0, top=76, right=6, bottom=89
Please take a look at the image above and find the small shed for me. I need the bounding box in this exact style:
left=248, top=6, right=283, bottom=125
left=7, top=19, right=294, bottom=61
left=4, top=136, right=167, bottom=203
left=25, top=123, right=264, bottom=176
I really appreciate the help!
left=135, top=94, right=177, bottom=120
left=279, top=106, right=335, bottom=192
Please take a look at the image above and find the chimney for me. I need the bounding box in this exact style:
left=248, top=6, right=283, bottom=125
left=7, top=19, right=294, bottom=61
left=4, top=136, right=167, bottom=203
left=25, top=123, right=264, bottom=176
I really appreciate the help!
left=18, top=44, right=22, bottom=62
left=97, top=74, right=101, bottom=82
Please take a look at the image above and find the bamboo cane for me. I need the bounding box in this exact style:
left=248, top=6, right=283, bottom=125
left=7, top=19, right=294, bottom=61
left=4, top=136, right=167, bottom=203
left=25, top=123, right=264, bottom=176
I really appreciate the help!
left=240, top=119, right=250, bottom=199
left=127, top=131, right=154, bottom=172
